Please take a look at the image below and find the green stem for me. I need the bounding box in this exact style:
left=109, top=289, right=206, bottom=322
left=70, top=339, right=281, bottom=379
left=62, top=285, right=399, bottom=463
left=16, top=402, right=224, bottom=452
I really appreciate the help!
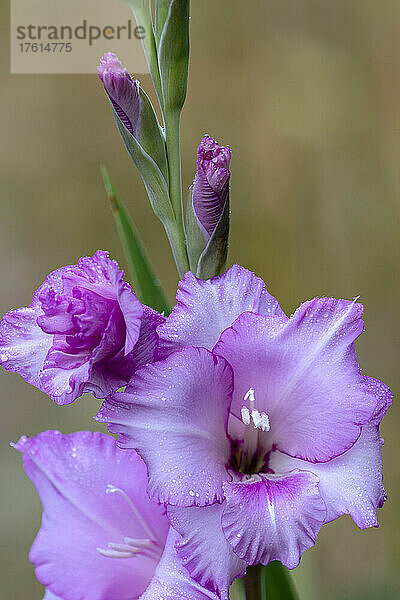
left=244, top=565, right=263, bottom=600
left=242, top=562, right=299, bottom=600
left=164, top=108, right=189, bottom=274
left=164, top=218, right=189, bottom=279
left=260, top=562, right=299, bottom=600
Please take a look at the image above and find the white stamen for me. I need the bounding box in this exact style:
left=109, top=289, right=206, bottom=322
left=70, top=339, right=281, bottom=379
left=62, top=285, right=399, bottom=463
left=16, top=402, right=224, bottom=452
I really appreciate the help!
left=241, top=406, right=251, bottom=425
left=96, top=486, right=161, bottom=562
left=96, top=537, right=156, bottom=560
left=241, top=388, right=270, bottom=431
left=124, top=537, right=153, bottom=549
left=251, top=409, right=270, bottom=432
left=244, top=387, right=256, bottom=406
left=106, top=484, right=156, bottom=541
left=96, top=547, right=134, bottom=559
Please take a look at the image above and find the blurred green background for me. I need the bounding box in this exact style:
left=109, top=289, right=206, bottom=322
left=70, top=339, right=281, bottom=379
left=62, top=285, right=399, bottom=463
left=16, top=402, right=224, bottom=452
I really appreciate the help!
left=1, top=0, right=399, bottom=598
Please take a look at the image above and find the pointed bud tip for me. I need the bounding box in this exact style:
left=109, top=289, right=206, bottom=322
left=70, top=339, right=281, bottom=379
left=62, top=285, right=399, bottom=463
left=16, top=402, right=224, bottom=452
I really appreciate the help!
left=198, top=135, right=231, bottom=170
left=97, top=53, right=140, bottom=137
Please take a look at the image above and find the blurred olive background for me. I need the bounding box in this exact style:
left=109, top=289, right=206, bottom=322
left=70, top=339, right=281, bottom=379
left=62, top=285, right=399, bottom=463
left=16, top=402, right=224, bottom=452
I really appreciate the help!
left=1, top=0, right=399, bottom=598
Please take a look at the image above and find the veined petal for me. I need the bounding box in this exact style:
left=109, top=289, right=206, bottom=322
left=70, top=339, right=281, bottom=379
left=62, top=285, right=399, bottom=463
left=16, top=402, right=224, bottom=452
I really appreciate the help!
left=140, top=529, right=220, bottom=600
left=167, top=504, right=246, bottom=600
left=97, top=347, right=233, bottom=507
left=15, top=431, right=168, bottom=600
left=157, top=265, right=285, bottom=358
left=221, top=471, right=326, bottom=568
left=215, top=299, right=377, bottom=463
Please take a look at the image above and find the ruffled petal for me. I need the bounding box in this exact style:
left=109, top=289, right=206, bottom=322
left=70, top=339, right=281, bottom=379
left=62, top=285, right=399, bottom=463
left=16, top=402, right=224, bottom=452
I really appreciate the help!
left=0, top=307, right=52, bottom=388
left=157, top=265, right=285, bottom=358
left=167, top=504, right=246, bottom=600
left=270, top=413, right=390, bottom=529
left=221, top=471, right=326, bottom=568
left=39, top=346, right=92, bottom=405
left=97, top=347, right=233, bottom=507
left=15, top=431, right=168, bottom=600
left=140, top=529, right=220, bottom=600
left=214, top=299, right=377, bottom=463
left=107, top=306, right=165, bottom=380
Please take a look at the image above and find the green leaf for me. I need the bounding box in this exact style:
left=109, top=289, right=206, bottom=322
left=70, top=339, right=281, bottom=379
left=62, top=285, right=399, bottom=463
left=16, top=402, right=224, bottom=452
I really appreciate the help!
left=155, top=0, right=171, bottom=47
left=260, top=562, right=299, bottom=600
left=101, top=166, right=170, bottom=314
left=158, top=0, right=190, bottom=113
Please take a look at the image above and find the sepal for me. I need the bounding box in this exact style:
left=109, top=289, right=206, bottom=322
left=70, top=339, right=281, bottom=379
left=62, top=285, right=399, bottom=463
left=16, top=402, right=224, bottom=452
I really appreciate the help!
left=187, top=186, right=230, bottom=279
left=111, top=103, right=172, bottom=225
left=126, top=0, right=163, bottom=107
left=158, top=0, right=190, bottom=114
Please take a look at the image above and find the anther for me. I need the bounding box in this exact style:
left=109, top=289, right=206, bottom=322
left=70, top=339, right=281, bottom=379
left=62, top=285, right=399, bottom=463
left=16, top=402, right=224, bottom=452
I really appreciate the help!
left=241, top=388, right=270, bottom=432
left=241, top=407, right=251, bottom=425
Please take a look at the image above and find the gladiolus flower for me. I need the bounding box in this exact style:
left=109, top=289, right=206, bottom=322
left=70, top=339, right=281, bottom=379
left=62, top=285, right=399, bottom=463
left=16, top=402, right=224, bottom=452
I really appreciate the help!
left=99, top=264, right=391, bottom=599
left=0, top=251, right=163, bottom=404
left=15, top=431, right=220, bottom=600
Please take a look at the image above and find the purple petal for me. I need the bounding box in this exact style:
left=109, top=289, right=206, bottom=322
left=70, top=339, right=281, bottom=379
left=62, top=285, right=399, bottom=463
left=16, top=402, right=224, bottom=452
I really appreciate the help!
left=98, top=53, right=141, bottom=136
left=270, top=395, right=391, bottom=529
left=221, top=471, right=326, bottom=568
left=0, top=307, right=52, bottom=389
left=108, top=306, right=165, bottom=379
left=364, top=375, right=393, bottom=426
left=192, top=136, right=231, bottom=238
left=214, top=299, right=377, bottom=463
left=157, top=264, right=286, bottom=359
left=268, top=375, right=391, bottom=529
left=39, top=350, right=91, bottom=405
left=97, top=347, right=233, bottom=507
left=87, top=306, right=165, bottom=399
left=140, top=529, right=220, bottom=600
left=43, top=592, right=62, bottom=600
left=15, top=431, right=169, bottom=600
left=167, top=504, right=246, bottom=600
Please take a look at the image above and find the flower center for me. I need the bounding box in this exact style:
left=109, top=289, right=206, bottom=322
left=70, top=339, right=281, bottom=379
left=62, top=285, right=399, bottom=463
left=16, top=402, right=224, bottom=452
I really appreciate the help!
left=96, top=484, right=161, bottom=561
left=232, top=388, right=272, bottom=475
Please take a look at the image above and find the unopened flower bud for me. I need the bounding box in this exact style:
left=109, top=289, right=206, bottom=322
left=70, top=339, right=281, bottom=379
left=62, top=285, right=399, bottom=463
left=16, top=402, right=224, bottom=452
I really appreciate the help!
left=98, top=52, right=140, bottom=137
left=186, top=136, right=231, bottom=278
left=97, top=53, right=170, bottom=215
left=192, top=136, right=231, bottom=240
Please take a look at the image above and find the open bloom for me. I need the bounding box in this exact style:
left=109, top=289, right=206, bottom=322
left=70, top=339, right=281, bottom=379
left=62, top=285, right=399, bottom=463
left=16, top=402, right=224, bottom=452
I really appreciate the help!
left=15, top=430, right=220, bottom=600
left=98, top=265, right=391, bottom=599
left=0, top=250, right=163, bottom=404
